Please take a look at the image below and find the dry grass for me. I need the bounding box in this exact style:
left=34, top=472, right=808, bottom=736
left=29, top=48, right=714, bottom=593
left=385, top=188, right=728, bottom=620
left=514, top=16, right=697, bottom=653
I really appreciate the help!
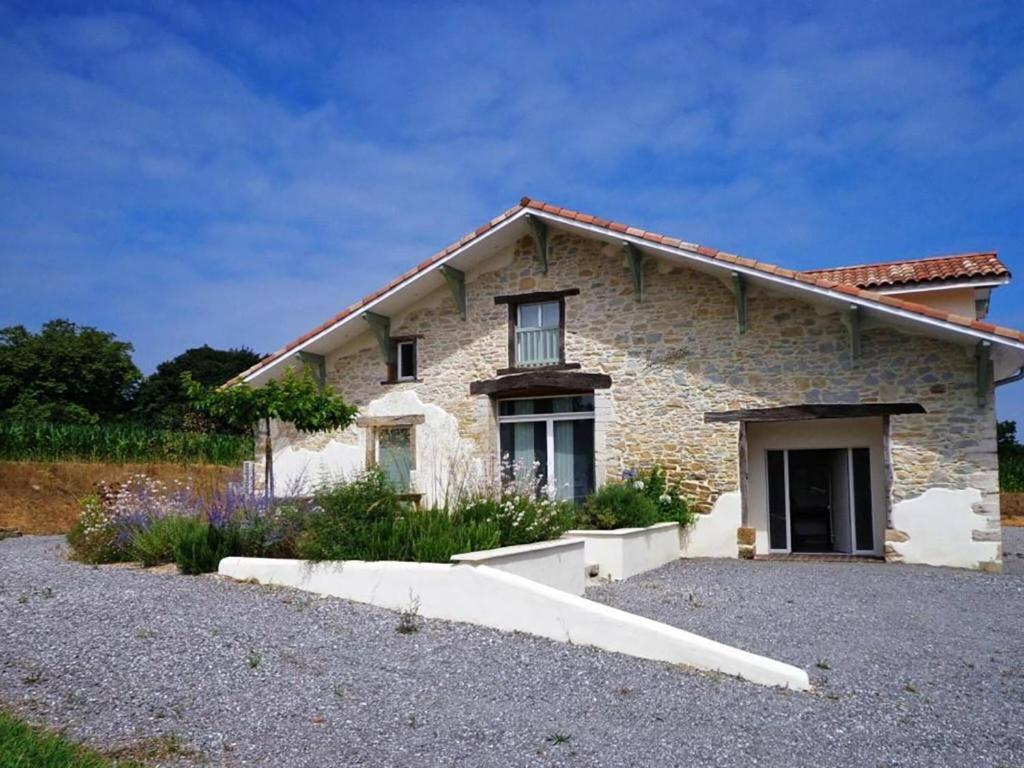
left=0, top=461, right=238, bottom=534
left=1001, top=516, right=1024, bottom=528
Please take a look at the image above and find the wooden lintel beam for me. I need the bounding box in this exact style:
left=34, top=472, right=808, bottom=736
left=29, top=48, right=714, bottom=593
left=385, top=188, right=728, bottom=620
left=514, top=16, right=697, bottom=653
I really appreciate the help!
left=731, top=272, right=748, bottom=335
left=624, top=242, right=644, bottom=302
left=846, top=305, right=861, bottom=361
left=525, top=213, right=548, bottom=274
left=439, top=265, right=467, bottom=320
left=976, top=341, right=991, bottom=407
left=362, top=311, right=393, bottom=363
left=296, top=351, right=326, bottom=390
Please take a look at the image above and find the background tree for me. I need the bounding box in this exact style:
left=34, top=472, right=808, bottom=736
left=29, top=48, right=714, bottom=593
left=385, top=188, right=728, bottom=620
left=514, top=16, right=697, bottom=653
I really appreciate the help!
left=997, top=420, right=1019, bottom=452
left=0, top=319, right=141, bottom=424
left=132, top=345, right=262, bottom=432
left=184, top=366, right=357, bottom=497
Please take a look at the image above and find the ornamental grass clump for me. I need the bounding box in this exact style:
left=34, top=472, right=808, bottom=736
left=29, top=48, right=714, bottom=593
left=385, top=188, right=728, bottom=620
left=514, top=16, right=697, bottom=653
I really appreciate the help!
left=297, top=468, right=504, bottom=563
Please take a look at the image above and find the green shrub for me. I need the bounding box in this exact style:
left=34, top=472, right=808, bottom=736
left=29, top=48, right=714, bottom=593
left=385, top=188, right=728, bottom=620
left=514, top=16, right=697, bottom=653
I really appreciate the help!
left=580, top=482, right=660, bottom=529
left=1000, top=449, right=1024, bottom=492
left=299, top=469, right=510, bottom=563
left=66, top=495, right=132, bottom=564
left=129, top=516, right=194, bottom=567
left=579, top=466, right=696, bottom=530
left=172, top=518, right=240, bottom=575
left=455, top=495, right=576, bottom=547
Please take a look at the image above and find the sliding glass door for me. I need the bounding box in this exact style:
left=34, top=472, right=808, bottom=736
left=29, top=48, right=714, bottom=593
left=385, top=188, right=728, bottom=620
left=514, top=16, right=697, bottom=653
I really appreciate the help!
left=498, top=395, right=595, bottom=503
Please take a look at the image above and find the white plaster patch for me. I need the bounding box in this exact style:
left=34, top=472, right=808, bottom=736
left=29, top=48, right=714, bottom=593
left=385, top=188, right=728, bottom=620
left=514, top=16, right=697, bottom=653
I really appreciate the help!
left=680, top=491, right=741, bottom=559
left=273, top=439, right=362, bottom=494
left=272, top=389, right=481, bottom=503
left=889, top=487, right=1000, bottom=569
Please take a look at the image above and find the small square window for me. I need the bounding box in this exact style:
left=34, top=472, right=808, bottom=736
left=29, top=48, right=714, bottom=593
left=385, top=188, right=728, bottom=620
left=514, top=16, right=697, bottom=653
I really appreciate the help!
left=394, top=339, right=417, bottom=381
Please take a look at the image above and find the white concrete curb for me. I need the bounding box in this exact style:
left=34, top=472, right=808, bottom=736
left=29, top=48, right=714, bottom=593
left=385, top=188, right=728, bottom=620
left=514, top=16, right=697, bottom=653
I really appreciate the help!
left=218, top=556, right=810, bottom=691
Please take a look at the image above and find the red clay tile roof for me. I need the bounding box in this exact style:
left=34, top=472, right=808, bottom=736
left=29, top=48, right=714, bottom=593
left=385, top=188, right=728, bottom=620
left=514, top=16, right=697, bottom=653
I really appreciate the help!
left=232, top=198, right=1024, bottom=384
left=802, top=252, right=1009, bottom=290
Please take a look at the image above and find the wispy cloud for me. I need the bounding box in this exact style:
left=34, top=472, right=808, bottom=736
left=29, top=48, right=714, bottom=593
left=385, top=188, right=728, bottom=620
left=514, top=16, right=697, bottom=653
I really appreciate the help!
left=0, top=0, right=1022, bottom=417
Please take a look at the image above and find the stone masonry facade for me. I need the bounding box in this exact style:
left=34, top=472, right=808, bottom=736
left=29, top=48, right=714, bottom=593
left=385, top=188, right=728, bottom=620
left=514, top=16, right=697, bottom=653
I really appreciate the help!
left=274, top=230, right=1000, bottom=533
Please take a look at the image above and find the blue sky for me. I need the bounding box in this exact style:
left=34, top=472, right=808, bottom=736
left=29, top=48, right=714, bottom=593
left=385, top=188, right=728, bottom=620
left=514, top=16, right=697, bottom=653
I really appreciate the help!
left=1, top=0, right=1022, bottom=423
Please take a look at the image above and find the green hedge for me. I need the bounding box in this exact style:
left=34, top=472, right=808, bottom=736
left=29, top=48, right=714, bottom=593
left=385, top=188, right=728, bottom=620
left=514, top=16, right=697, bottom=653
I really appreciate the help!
left=1000, top=450, right=1024, bottom=492
left=0, top=419, right=252, bottom=465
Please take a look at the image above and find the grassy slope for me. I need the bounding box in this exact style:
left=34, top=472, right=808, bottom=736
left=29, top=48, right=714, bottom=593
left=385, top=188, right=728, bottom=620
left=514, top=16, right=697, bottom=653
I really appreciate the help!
left=0, top=711, right=145, bottom=768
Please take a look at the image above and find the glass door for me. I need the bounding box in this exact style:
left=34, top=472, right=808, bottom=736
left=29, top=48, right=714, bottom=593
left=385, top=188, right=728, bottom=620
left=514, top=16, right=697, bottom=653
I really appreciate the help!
left=497, top=395, right=595, bottom=503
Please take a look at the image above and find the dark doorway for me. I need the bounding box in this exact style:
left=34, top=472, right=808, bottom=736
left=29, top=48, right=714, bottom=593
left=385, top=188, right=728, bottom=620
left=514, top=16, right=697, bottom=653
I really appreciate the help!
left=767, top=447, right=873, bottom=553
left=788, top=450, right=836, bottom=552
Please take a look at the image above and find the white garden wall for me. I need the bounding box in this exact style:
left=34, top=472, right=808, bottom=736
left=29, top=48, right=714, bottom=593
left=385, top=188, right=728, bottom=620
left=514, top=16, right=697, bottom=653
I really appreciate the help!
left=218, top=556, right=809, bottom=690
left=451, top=538, right=586, bottom=595
left=680, top=491, right=741, bottom=559
left=561, top=522, right=681, bottom=580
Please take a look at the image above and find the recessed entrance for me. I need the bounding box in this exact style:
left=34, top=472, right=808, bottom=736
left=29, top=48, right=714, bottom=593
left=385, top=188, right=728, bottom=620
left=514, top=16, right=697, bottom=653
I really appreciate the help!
left=767, top=447, right=874, bottom=554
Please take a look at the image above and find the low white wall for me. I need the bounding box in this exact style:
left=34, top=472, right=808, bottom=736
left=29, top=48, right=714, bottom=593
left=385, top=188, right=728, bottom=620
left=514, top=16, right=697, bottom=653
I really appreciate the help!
left=451, top=538, right=586, bottom=595
left=218, top=556, right=809, bottom=690
left=562, top=522, right=681, bottom=580
left=680, top=491, right=741, bottom=559
left=889, top=487, right=1001, bottom=569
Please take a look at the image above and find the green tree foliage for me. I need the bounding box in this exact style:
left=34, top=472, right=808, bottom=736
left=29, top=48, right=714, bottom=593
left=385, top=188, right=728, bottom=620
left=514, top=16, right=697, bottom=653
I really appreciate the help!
left=998, top=420, right=1019, bottom=451
left=184, top=366, right=358, bottom=495
left=0, top=319, right=141, bottom=424
left=132, top=345, right=262, bottom=432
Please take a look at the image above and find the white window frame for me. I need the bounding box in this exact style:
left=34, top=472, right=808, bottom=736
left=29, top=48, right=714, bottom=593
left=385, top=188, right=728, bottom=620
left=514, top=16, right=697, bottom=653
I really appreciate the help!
left=395, top=339, right=417, bottom=381
left=496, top=395, right=594, bottom=499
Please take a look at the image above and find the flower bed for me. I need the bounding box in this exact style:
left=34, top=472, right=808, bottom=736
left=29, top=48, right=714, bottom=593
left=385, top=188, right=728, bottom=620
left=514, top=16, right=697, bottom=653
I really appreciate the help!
left=66, top=468, right=578, bottom=574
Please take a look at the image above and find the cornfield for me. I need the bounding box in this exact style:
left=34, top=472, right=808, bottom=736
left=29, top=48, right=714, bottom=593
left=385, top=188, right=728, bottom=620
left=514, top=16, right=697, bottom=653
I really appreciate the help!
left=0, top=420, right=252, bottom=466
left=1000, top=450, right=1024, bottom=492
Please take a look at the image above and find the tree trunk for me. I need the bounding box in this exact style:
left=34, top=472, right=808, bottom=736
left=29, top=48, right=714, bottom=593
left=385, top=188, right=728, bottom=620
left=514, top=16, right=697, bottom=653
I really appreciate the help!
left=264, top=416, right=274, bottom=501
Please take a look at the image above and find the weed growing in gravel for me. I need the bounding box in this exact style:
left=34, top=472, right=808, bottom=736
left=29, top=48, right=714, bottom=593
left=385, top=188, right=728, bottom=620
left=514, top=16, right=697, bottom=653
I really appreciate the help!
left=396, top=594, right=421, bottom=635
left=247, top=649, right=262, bottom=669
left=22, top=670, right=45, bottom=685
left=41, top=586, right=55, bottom=599
left=904, top=682, right=918, bottom=694
left=686, top=592, right=703, bottom=608
left=16, top=594, right=28, bottom=604
left=134, top=628, right=157, bottom=640
left=546, top=733, right=572, bottom=746
left=816, top=659, right=832, bottom=670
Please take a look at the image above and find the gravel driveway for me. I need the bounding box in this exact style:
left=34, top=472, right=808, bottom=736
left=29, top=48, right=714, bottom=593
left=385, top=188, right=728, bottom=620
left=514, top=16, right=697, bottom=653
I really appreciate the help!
left=2, top=534, right=1023, bottom=768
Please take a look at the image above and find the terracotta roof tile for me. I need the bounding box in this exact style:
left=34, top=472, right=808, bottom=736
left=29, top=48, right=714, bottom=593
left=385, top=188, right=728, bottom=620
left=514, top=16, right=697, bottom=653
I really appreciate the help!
left=231, top=197, right=1023, bottom=384
left=802, top=252, right=1009, bottom=289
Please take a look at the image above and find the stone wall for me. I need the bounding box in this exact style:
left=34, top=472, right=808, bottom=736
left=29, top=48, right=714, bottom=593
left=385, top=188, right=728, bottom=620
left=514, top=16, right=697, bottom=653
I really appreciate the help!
left=269, top=230, right=999, bottom=526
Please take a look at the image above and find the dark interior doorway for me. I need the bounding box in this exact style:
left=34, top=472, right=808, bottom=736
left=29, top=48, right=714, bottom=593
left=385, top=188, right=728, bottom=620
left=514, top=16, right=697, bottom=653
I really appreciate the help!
left=768, top=447, right=873, bottom=553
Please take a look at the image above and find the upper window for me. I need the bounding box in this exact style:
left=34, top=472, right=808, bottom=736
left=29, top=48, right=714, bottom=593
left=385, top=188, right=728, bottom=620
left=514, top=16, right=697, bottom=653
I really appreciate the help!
left=515, top=301, right=561, bottom=367
left=394, top=339, right=417, bottom=381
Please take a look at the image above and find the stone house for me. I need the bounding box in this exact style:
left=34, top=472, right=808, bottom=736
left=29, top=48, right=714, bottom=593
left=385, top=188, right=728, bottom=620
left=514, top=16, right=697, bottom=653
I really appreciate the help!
left=235, top=198, right=1023, bottom=570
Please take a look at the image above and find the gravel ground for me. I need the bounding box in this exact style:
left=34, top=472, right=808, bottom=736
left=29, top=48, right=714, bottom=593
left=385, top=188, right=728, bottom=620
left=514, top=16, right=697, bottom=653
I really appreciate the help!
left=2, top=536, right=1023, bottom=768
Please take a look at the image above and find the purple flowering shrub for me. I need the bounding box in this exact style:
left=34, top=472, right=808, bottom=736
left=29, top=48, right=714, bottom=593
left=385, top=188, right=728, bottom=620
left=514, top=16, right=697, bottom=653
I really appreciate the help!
left=67, top=474, right=309, bottom=569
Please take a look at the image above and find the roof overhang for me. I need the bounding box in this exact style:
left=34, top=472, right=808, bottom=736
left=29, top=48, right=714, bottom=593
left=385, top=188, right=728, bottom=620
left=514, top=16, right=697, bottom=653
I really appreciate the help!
left=704, top=403, right=927, bottom=423
left=239, top=201, right=1024, bottom=387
